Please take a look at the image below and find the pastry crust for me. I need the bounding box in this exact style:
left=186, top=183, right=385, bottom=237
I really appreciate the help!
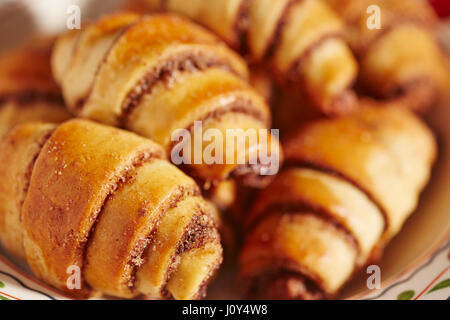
left=240, top=103, right=437, bottom=299
left=52, top=13, right=281, bottom=187
left=0, top=119, right=222, bottom=299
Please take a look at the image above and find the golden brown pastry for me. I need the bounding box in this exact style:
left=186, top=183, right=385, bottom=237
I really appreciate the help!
left=325, top=0, right=447, bottom=113
left=0, top=38, right=72, bottom=138
left=240, top=103, right=437, bottom=299
left=0, top=119, right=222, bottom=299
left=52, top=13, right=281, bottom=188
left=144, top=0, right=359, bottom=115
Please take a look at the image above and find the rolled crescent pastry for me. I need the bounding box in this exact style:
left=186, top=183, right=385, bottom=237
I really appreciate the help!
left=240, top=103, right=437, bottom=299
left=52, top=13, right=282, bottom=188
left=0, top=119, right=222, bottom=299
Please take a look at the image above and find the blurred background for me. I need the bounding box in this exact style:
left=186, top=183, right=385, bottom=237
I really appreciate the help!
left=0, top=0, right=124, bottom=51
left=0, top=0, right=449, bottom=52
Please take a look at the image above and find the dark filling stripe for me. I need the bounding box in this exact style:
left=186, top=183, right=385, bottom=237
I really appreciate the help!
left=119, top=53, right=248, bottom=127
left=246, top=268, right=328, bottom=300
left=285, top=32, right=343, bottom=82
left=263, top=0, right=304, bottom=60
left=79, top=149, right=165, bottom=293
left=233, top=0, right=251, bottom=54
left=230, top=157, right=279, bottom=188
left=244, top=209, right=356, bottom=300
left=160, top=204, right=221, bottom=299
left=168, top=96, right=271, bottom=156
left=246, top=200, right=361, bottom=257
left=0, top=91, right=64, bottom=108
left=126, top=184, right=202, bottom=292
left=283, top=161, right=389, bottom=233
left=170, top=97, right=272, bottom=184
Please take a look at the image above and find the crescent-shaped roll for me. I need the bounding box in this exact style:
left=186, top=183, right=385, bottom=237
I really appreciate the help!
left=145, top=0, right=359, bottom=115
left=0, top=119, right=222, bottom=299
left=51, top=13, right=282, bottom=188
left=0, top=38, right=72, bottom=138
left=325, top=0, right=447, bottom=113
left=240, top=103, right=437, bottom=299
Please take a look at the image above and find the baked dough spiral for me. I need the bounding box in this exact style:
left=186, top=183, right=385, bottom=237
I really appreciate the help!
left=325, top=0, right=447, bottom=113
left=239, top=103, right=436, bottom=299
left=144, top=0, right=359, bottom=115
left=52, top=13, right=281, bottom=188
left=0, top=119, right=222, bottom=299
left=0, top=38, right=71, bottom=138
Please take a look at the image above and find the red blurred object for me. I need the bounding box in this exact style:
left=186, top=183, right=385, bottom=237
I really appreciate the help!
left=429, top=0, right=450, bottom=18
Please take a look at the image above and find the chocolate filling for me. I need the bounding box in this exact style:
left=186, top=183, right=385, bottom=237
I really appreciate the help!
left=285, top=33, right=343, bottom=83
left=233, top=0, right=251, bottom=54
left=171, top=98, right=272, bottom=185
left=119, top=53, right=246, bottom=126
left=246, top=201, right=361, bottom=256
left=246, top=269, right=327, bottom=300
left=176, top=210, right=218, bottom=255
left=283, top=162, right=389, bottom=233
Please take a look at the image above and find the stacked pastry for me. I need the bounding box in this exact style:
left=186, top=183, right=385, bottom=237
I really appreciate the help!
left=0, top=119, right=222, bottom=299
left=239, top=103, right=437, bottom=299
left=51, top=13, right=282, bottom=188
left=0, top=38, right=71, bottom=138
